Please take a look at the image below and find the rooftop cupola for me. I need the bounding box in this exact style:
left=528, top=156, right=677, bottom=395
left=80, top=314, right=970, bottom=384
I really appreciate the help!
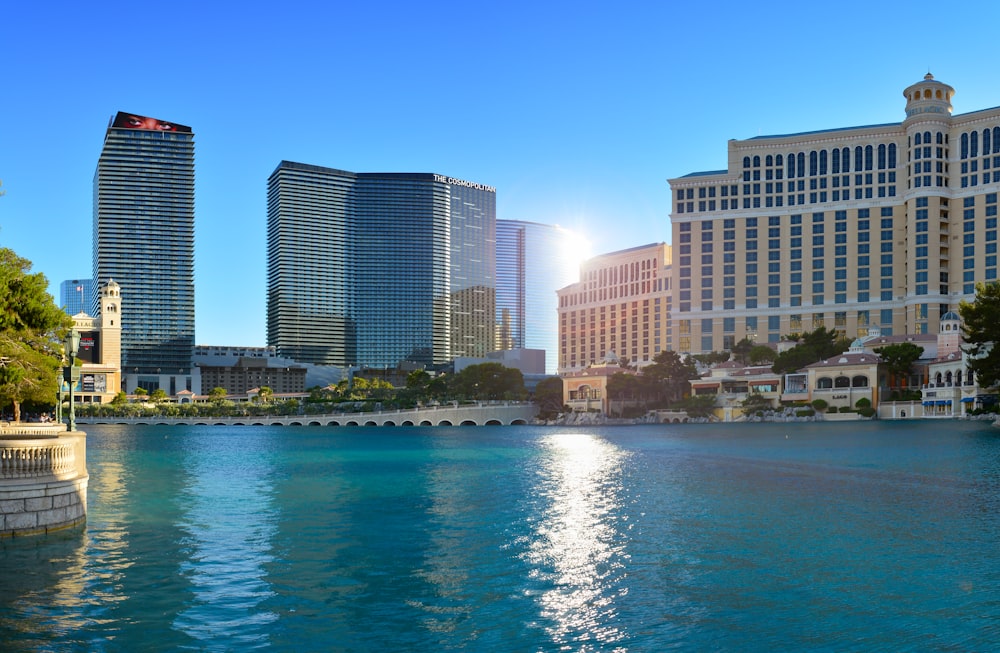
left=903, top=73, right=954, bottom=121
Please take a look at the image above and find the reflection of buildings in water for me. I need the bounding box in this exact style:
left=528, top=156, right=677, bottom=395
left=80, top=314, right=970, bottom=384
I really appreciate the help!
left=0, top=525, right=89, bottom=641
left=0, top=459, right=126, bottom=642
left=409, top=450, right=477, bottom=639
left=173, top=440, right=278, bottom=645
left=524, top=433, right=631, bottom=649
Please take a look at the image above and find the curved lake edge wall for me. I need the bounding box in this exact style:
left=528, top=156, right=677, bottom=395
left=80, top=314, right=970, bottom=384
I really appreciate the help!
left=0, top=423, right=88, bottom=538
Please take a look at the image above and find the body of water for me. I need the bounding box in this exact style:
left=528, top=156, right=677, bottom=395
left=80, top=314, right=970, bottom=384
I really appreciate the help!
left=2, top=421, right=1000, bottom=651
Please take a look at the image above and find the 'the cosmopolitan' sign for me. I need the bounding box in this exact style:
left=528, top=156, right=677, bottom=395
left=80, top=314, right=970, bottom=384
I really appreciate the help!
left=434, top=174, right=496, bottom=193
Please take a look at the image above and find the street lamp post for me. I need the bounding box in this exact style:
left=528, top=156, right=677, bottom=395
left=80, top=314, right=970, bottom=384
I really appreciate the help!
left=64, top=331, right=81, bottom=432
left=56, top=380, right=65, bottom=425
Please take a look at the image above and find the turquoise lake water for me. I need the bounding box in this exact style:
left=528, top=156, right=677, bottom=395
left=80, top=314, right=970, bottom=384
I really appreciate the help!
left=2, top=421, right=1000, bottom=651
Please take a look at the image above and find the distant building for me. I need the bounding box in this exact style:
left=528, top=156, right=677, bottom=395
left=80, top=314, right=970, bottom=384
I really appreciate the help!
left=193, top=345, right=343, bottom=390
left=496, top=220, right=589, bottom=374
left=561, top=354, right=634, bottom=415
left=93, top=111, right=195, bottom=396
left=689, top=360, right=784, bottom=420
left=921, top=311, right=993, bottom=417
left=670, top=74, right=1000, bottom=353
left=556, top=243, right=672, bottom=373
left=70, top=279, right=123, bottom=404
left=59, top=279, right=94, bottom=316
left=266, top=162, right=496, bottom=369
left=197, top=357, right=307, bottom=396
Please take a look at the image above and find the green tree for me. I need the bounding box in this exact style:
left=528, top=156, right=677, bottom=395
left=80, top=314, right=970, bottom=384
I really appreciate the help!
left=111, top=390, right=128, bottom=405
left=741, top=392, right=773, bottom=412
left=259, top=386, right=274, bottom=402
left=873, top=342, right=924, bottom=390
left=209, top=386, right=228, bottom=402
left=150, top=388, right=169, bottom=403
left=959, top=282, right=1000, bottom=389
left=642, top=350, right=700, bottom=406
left=0, top=248, right=72, bottom=422
left=677, top=394, right=717, bottom=418
left=731, top=338, right=754, bottom=365
left=426, top=374, right=451, bottom=400
left=606, top=372, right=643, bottom=417
left=451, top=363, right=526, bottom=401
left=134, top=387, right=148, bottom=398
left=692, top=351, right=730, bottom=366
left=406, top=369, right=430, bottom=389
left=749, top=345, right=775, bottom=365
left=532, top=376, right=564, bottom=418
left=772, top=327, right=851, bottom=375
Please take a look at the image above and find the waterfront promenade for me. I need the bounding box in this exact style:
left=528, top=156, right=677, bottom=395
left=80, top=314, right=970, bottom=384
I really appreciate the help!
left=76, top=402, right=538, bottom=427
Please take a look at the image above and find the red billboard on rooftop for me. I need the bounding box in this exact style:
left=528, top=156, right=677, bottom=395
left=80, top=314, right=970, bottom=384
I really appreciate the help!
left=112, top=112, right=191, bottom=133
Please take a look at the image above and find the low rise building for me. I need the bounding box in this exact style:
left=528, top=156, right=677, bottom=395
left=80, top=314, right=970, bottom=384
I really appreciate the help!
left=70, top=279, right=122, bottom=404
left=197, top=356, right=307, bottom=396
left=561, top=354, right=634, bottom=415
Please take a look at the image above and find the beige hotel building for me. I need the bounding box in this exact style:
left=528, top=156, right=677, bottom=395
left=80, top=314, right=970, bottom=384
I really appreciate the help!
left=668, top=74, right=1000, bottom=353
left=557, top=243, right=672, bottom=373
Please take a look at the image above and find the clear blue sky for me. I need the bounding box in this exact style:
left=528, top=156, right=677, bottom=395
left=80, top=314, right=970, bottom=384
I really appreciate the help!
left=2, top=1, right=999, bottom=346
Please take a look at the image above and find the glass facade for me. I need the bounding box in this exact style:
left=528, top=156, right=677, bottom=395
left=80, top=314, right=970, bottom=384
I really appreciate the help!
left=59, top=278, right=94, bottom=316
left=93, top=116, right=195, bottom=376
left=496, top=220, right=588, bottom=374
left=266, top=162, right=496, bottom=368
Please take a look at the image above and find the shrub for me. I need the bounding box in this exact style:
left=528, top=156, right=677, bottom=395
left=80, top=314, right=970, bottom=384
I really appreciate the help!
left=858, top=407, right=876, bottom=418
left=838, top=406, right=855, bottom=413
left=811, top=398, right=828, bottom=411
left=795, top=408, right=815, bottom=417
left=855, top=397, right=871, bottom=409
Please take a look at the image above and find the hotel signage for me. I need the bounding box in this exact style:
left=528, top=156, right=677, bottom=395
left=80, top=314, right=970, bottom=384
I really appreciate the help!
left=433, top=174, right=496, bottom=193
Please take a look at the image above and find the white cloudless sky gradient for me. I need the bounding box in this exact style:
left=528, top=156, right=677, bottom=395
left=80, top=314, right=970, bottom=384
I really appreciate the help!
left=2, top=0, right=999, bottom=346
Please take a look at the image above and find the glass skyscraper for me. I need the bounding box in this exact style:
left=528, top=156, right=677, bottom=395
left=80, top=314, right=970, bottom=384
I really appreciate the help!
left=59, top=278, right=94, bottom=316
left=496, top=220, right=589, bottom=374
left=93, top=112, right=195, bottom=391
left=266, top=162, right=496, bottom=368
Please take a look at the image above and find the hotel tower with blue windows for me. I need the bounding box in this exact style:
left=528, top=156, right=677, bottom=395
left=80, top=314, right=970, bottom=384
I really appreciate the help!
left=93, top=112, right=195, bottom=395
left=266, top=162, right=496, bottom=369
left=669, top=75, right=1000, bottom=354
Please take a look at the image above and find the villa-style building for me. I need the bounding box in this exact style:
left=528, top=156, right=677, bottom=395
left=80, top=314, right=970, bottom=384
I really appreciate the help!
left=921, top=311, right=993, bottom=417
left=562, top=353, right=634, bottom=414
left=690, top=361, right=783, bottom=421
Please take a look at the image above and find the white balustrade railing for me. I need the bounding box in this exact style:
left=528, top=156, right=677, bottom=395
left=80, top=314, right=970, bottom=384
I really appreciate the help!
left=0, top=439, right=79, bottom=480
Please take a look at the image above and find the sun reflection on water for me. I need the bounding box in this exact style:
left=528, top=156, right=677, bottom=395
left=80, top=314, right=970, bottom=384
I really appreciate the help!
left=523, top=432, right=631, bottom=651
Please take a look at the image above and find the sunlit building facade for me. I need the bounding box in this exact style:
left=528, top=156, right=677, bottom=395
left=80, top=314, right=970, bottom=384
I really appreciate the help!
left=669, top=75, right=1000, bottom=354
left=266, top=162, right=496, bottom=368
left=496, top=220, right=589, bottom=374
left=556, top=243, right=672, bottom=373
left=93, top=112, right=195, bottom=395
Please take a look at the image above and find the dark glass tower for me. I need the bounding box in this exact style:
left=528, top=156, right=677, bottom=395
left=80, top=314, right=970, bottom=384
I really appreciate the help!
left=266, top=161, right=496, bottom=368
left=93, top=112, right=195, bottom=387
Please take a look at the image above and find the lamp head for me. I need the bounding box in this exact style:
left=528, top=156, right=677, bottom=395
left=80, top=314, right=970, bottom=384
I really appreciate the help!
left=66, top=330, right=82, bottom=358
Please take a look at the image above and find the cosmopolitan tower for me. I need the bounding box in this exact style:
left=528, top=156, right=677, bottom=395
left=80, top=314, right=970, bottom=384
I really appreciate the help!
left=266, top=162, right=496, bottom=368
left=93, top=112, right=195, bottom=395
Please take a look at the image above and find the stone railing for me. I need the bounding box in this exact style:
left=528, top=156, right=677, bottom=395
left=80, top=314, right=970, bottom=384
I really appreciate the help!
left=0, top=439, right=79, bottom=480
left=0, top=424, right=89, bottom=537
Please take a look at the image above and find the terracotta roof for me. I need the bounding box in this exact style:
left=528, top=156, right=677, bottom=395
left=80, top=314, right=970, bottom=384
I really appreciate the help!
left=805, top=352, right=882, bottom=369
